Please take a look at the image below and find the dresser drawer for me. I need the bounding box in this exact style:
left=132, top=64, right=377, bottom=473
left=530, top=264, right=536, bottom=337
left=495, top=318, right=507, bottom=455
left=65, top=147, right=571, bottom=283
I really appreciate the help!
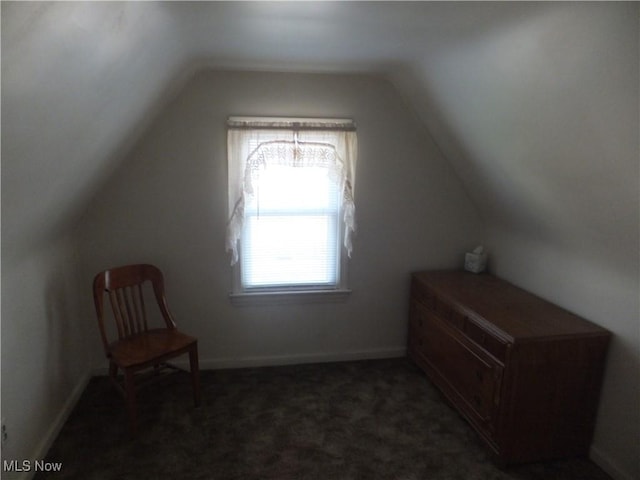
left=463, top=317, right=509, bottom=362
left=413, top=302, right=503, bottom=434
left=411, top=281, right=436, bottom=310
left=411, top=286, right=466, bottom=330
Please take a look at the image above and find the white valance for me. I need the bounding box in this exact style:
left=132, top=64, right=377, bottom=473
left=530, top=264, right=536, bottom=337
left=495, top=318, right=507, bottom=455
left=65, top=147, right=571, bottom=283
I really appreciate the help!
left=226, top=118, right=357, bottom=265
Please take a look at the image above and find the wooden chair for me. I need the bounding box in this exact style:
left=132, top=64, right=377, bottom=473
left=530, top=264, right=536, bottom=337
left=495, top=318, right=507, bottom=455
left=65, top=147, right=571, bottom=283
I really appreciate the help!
left=93, top=264, right=201, bottom=434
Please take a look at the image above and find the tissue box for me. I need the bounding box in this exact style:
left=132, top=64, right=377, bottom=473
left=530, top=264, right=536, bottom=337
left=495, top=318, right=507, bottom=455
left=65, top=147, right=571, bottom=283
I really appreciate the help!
left=464, top=252, right=487, bottom=273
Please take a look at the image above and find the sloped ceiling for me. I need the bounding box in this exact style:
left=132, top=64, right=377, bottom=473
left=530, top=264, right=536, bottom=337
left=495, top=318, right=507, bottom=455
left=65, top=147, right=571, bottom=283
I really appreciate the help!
left=2, top=2, right=188, bottom=260
left=2, top=2, right=638, bottom=272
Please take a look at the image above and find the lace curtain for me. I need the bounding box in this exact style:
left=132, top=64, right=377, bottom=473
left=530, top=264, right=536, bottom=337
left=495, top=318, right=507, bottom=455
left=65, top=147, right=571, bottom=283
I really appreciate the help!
left=226, top=119, right=357, bottom=265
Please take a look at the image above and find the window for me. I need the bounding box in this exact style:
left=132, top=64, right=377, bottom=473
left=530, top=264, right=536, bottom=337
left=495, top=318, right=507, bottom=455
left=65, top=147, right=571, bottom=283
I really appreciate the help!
left=226, top=117, right=357, bottom=301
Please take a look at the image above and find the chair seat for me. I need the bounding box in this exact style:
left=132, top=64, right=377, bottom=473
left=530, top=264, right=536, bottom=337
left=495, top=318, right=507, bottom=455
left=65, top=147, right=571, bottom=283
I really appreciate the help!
left=108, top=328, right=197, bottom=368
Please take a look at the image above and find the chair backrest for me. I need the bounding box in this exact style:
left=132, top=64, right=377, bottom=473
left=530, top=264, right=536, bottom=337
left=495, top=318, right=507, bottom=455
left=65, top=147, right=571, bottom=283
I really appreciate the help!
left=93, top=264, right=177, bottom=355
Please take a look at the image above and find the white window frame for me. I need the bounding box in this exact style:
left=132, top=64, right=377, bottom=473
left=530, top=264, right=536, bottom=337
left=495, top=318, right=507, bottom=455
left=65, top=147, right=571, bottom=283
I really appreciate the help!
left=226, top=117, right=356, bottom=305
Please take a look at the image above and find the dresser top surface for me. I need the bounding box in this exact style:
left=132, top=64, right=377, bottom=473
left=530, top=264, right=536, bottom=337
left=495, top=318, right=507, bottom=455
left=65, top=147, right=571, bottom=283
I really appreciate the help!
left=412, top=270, right=610, bottom=340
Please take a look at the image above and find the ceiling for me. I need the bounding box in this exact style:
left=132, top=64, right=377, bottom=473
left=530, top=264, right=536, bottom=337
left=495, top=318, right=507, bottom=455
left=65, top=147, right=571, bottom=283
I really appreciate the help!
left=2, top=2, right=638, bottom=274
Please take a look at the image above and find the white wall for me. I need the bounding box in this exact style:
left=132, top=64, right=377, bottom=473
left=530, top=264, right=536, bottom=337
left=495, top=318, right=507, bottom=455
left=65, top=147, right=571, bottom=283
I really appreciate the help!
left=1, top=2, right=188, bottom=258
left=0, top=234, right=93, bottom=476
left=78, top=70, right=483, bottom=369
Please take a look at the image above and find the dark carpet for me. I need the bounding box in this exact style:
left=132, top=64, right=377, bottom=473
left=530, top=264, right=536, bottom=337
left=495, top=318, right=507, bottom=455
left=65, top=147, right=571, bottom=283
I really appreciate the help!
left=36, top=358, right=612, bottom=480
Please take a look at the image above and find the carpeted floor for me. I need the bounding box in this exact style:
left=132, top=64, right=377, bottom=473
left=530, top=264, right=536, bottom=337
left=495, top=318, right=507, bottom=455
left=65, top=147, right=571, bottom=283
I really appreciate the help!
left=36, top=358, right=612, bottom=480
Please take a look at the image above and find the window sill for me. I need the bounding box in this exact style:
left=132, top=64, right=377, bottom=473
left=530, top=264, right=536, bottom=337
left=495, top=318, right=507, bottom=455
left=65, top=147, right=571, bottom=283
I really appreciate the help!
left=229, top=288, right=352, bottom=306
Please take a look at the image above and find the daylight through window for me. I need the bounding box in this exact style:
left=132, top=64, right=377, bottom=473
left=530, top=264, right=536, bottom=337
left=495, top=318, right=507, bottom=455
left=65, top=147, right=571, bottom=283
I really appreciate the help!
left=226, top=117, right=357, bottom=294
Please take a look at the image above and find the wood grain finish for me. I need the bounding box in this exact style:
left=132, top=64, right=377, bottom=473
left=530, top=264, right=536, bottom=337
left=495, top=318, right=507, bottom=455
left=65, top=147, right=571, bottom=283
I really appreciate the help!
left=93, top=264, right=201, bottom=434
left=408, top=270, right=610, bottom=465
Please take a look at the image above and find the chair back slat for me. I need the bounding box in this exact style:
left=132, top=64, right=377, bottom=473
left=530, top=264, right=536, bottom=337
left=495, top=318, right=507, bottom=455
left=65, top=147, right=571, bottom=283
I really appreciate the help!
left=93, top=264, right=177, bottom=353
left=108, top=290, right=127, bottom=338
left=137, top=284, right=148, bottom=332
left=120, top=288, right=134, bottom=336
left=108, top=285, right=150, bottom=339
left=125, top=284, right=147, bottom=335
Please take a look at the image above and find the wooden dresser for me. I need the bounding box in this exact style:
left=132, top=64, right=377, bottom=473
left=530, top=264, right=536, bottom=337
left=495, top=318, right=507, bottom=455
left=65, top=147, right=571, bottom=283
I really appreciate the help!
left=408, top=270, right=610, bottom=465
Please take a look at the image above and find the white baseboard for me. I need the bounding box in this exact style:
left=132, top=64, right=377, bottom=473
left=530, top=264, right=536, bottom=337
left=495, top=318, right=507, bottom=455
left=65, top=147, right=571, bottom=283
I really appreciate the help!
left=91, top=347, right=407, bottom=376
left=20, top=372, right=92, bottom=480
left=590, top=445, right=636, bottom=480
left=174, top=347, right=407, bottom=371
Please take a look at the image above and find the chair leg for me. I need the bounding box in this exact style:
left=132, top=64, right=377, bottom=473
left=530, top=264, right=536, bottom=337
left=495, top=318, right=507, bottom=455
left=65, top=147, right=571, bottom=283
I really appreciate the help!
left=189, top=344, right=201, bottom=407
left=123, top=369, right=138, bottom=435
